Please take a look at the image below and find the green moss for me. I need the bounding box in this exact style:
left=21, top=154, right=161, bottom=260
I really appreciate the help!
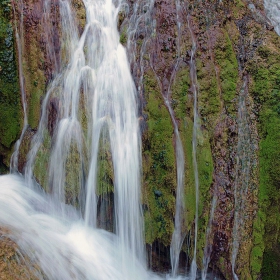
left=232, top=0, right=246, bottom=18
left=120, top=28, right=127, bottom=45
left=214, top=29, right=238, bottom=115
left=97, top=128, right=114, bottom=196
left=0, top=0, right=21, bottom=165
left=24, top=40, right=45, bottom=129
left=261, top=248, right=280, bottom=280
left=142, top=70, right=176, bottom=246
left=184, top=119, right=196, bottom=228
left=72, top=0, right=86, bottom=31
left=248, top=39, right=280, bottom=279
left=196, top=58, right=220, bottom=130
left=170, top=67, right=196, bottom=232
left=196, top=128, right=213, bottom=264
left=33, top=130, right=51, bottom=191
left=64, top=142, right=84, bottom=206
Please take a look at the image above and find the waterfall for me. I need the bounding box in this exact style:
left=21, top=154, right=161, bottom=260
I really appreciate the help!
left=0, top=174, right=158, bottom=280
left=7, top=0, right=145, bottom=276
left=187, top=15, right=199, bottom=280
left=264, top=0, right=280, bottom=35
left=126, top=0, right=155, bottom=98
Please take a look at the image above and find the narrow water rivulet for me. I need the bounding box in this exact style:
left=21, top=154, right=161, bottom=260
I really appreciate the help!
left=187, top=14, right=199, bottom=280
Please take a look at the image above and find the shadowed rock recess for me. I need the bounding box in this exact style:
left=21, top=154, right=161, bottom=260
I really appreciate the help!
left=0, top=0, right=280, bottom=279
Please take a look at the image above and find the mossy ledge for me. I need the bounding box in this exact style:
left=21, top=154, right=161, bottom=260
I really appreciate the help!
left=0, top=0, right=21, bottom=171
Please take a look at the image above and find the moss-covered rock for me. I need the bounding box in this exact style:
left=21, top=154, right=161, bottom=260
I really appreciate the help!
left=0, top=228, right=42, bottom=279
left=142, top=69, right=176, bottom=246
left=0, top=0, right=21, bottom=170
left=247, top=31, right=280, bottom=279
left=214, top=28, right=238, bottom=116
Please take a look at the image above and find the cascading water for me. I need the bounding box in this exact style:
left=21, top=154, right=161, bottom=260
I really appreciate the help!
left=128, top=0, right=187, bottom=274
left=169, top=0, right=186, bottom=277
left=0, top=174, right=157, bottom=280
left=187, top=14, right=199, bottom=280
left=126, top=0, right=155, bottom=94
left=4, top=0, right=147, bottom=278
left=264, top=0, right=280, bottom=35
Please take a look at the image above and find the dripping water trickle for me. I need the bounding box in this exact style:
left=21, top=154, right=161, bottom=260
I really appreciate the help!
left=187, top=14, right=199, bottom=280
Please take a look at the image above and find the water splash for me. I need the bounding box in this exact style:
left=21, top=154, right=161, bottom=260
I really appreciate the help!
left=0, top=174, right=156, bottom=280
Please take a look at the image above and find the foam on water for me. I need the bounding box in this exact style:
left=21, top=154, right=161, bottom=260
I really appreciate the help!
left=0, top=174, right=156, bottom=280
left=0, top=174, right=207, bottom=279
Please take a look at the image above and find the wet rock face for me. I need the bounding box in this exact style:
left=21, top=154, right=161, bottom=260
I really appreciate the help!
left=0, top=0, right=21, bottom=170
left=0, top=228, right=41, bottom=279
left=10, top=0, right=62, bottom=130
left=48, top=97, right=60, bottom=137
left=211, top=116, right=236, bottom=279
left=19, top=0, right=61, bottom=81
left=150, top=0, right=178, bottom=95
left=18, top=128, right=36, bottom=174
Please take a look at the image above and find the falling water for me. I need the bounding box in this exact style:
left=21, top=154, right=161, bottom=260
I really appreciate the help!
left=264, top=0, right=280, bottom=35
left=187, top=14, right=200, bottom=280
left=169, top=110, right=186, bottom=277
left=8, top=0, right=145, bottom=275
left=231, top=77, right=251, bottom=280
left=126, top=0, right=155, bottom=94
left=24, top=0, right=80, bottom=190
left=0, top=174, right=158, bottom=280
left=125, top=0, right=157, bottom=268
left=169, top=0, right=187, bottom=277
left=83, top=0, right=144, bottom=265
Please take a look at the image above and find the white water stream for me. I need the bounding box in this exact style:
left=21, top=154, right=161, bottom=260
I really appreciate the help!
left=187, top=15, right=200, bottom=280
left=169, top=0, right=186, bottom=277
left=264, top=0, right=280, bottom=35
left=0, top=174, right=155, bottom=280
left=7, top=0, right=145, bottom=277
